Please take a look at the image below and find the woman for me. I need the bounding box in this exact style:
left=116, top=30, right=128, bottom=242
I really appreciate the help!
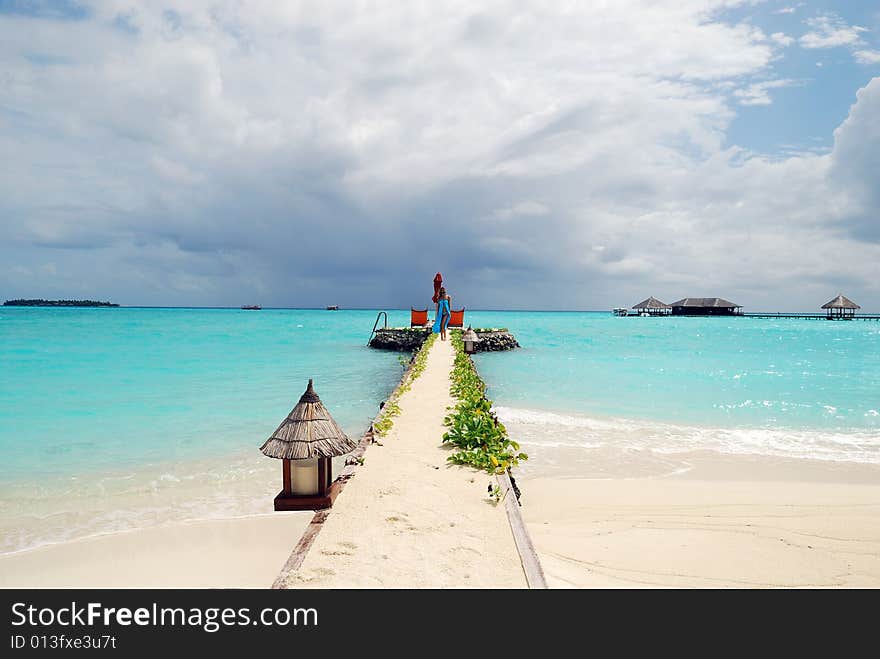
left=432, top=287, right=451, bottom=340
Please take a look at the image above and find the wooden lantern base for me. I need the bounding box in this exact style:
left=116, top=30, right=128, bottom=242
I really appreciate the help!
left=273, top=480, right=342, bottom=511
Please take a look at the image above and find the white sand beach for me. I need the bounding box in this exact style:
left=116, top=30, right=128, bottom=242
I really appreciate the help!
left=0, top=512, right=311, bottom=588
left=521, top=458, right=880, bottom=588
left=279, top=335, right=526, bottom=588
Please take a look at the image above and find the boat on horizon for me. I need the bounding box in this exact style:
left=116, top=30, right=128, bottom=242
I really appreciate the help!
left=241, top=305, right=261, bottom=310
left=326, top=305, right=339, bottom=311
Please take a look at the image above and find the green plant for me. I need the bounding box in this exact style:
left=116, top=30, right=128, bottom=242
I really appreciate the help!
left=397, top=332, right=436, bottom=394
left=373, top=400, right=400, bottom=437
left=408, top=332, right=436, bottom=381
left=442, top=332, right=528, bottom=474
left=488, top=483, right=503, bottom=504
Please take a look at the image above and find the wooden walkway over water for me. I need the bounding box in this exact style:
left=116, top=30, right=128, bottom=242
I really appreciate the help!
left=741, top=313, right=880, bottom=321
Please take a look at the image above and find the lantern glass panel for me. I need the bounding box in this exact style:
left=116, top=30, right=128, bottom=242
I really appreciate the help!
left=291, top=458, right=319, bottom=495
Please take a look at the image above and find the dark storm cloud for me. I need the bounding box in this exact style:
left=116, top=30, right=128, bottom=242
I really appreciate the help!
left=0, top=2, right=878, bottom=310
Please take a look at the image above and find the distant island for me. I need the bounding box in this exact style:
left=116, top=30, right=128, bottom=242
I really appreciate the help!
left=3, top=299, right=120, bottom=307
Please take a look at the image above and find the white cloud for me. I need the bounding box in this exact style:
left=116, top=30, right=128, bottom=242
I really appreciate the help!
left=800, top=14, right=866, bottom=49
left=829, top=78, right=880, bottom=243
left=770, top=32, right=794, bottom=47
left=151, top=156, right=206, bottom=185
left=797, top=13, right=877, bottom=68
left=733, top=79, right=797, bottom=106
left=854, top=50, right=880, bottom=65
left=489, top=202, right=550, bottom=222
left=0, top=2, right=878, bottom=310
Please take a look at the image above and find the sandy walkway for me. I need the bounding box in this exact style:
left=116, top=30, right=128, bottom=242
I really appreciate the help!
left=521, top=477, right=880, bottom=588
left=279, top=335, right=526, bottom=588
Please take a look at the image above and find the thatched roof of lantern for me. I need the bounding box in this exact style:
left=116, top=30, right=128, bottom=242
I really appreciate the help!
left=632, top=296, right=670, bottom=310
left=821, top=294, right=860, bottom=310
left=260, top=379, right=357, bottom=460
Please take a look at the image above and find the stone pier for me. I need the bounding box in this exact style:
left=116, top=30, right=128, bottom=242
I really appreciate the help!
left=369, top=327, right=520, bottom=352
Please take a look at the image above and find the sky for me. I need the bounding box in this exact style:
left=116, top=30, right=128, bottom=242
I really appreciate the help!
left=0, top=0, right=878, bottom=311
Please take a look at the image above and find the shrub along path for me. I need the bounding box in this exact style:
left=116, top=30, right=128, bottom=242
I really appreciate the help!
left=276, top=333, right=526, bottom=588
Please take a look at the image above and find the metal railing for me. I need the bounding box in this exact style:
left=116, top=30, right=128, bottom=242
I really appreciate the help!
left=367, top=311, right=388, bottom=345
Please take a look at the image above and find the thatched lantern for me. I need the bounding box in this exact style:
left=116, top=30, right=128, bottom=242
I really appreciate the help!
left=462, top=326, right=480, bottom=354
left=260, top=379, right=358, bottom=511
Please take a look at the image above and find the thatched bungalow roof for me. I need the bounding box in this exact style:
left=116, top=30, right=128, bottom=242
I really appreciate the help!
left=821, top=294, right=860, bottom=310
left=260, top=379, right=357, bottom=460
left=670, top=297, right=741, bottom=308
left=632, top=296, right=670, bottom=310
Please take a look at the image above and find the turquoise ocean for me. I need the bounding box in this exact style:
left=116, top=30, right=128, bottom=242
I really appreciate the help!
left=2, top=308, right=879, bottom=552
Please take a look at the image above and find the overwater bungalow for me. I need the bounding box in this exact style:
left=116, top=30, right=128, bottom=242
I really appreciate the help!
left=670, top=297, right=742, bottom=316
left=632, top=297, right=671, bottom=316
left=821, top=294, right=860, bottom=320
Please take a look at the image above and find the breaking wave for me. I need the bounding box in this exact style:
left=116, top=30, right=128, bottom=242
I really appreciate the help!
left=495, top=406, right=880, bottom=465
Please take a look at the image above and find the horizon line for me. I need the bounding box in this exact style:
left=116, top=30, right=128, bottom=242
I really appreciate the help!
left=5, top=305, right=879, bottom=314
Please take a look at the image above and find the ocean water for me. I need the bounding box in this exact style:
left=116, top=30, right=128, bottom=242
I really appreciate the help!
left=469, top=311, right=880, bottom=478
left=0, top=307, right=410, bottom=553
left=2, top=307, right=879, bottom=552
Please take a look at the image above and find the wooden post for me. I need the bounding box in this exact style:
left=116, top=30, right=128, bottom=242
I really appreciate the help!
left=497, top=472, right=547, bottom=589
left=282, top=459, right=292, bottom=495
left=317, top=458, right=327, bottom=496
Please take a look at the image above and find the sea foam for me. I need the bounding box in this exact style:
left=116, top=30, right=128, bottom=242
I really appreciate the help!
left=495, top=405, right=880, bottom=465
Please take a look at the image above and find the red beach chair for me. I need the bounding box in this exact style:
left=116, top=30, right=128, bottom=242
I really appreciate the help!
left=411, top=308, right=429, bottom=327
left=448, top=308, right=465, bottom=328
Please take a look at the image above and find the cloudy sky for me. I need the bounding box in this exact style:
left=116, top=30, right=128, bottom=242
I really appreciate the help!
left=1, top=0, right=878, bottom=311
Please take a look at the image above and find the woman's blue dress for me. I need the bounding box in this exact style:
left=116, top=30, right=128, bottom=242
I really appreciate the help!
left=432, top=299, right=450, bottom=334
